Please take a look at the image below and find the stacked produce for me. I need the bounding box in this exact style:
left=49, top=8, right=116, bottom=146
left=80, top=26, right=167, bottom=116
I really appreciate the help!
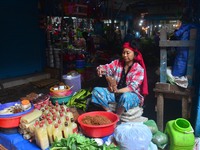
left=49, top=83, right=73, bottom=104
left=18, top=101, right=77, bottom=150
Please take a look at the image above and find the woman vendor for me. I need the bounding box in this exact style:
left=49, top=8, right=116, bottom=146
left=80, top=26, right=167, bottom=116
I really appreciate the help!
left=91, top=41, right=148, bottom=117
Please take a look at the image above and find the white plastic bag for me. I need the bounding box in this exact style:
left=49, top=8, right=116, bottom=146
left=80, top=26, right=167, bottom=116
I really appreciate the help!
left=166, top=67, right=188, bottom=88
left=114, top=122, right=152, bottom=150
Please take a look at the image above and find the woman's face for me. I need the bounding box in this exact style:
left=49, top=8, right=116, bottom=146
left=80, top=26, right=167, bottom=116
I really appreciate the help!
left=122, top=48, right=135, bottom=63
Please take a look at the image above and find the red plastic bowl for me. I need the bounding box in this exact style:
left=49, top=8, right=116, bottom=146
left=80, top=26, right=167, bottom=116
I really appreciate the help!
left=0, top=114, right=28, bottom=128
left=0, top=102, right=34, bottom=128
left=78, top=111, right=119, bottom=138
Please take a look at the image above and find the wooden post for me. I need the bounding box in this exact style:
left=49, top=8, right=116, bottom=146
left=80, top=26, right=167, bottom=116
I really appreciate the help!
left=182, top=96, right=188, bottom=118
left=187, top=29, right=197, bottom=86
left=159, top=29, right=167, bottom=83
left=157, top=93, right=164, bottom=131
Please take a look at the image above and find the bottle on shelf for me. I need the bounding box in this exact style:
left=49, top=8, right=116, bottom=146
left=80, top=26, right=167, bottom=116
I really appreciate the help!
left=55, top=107, right=60, bottom=117
left=70, top=118, right=78, bottom=133
left=57, top=119, right=63, bottom=132
left=52, top=123, right=63, bottom=142
left=52, top=115, right=58, bottom=125
left=65, top=116, right=71, bottom=126
left=60, top=112, right=65, bottom=126
left=46, top=119, right=54, bottom=144
left=61, top=102, right=67, bottom=110
left=66, top=108, right=74, bottom=122
left=29, top=120, right=40, bottom=134
left=46, top=113, right=53, bottom=120
left=43, top=106, right=49, bottom=115
left=35, top=122, right=49, bottom=150
left=55, top=101, right=61, bottom=110
left=62, top=122, right=73, bottom=138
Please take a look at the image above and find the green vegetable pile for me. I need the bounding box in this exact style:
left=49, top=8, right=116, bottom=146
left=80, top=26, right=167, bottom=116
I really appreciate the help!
left=50, top=134, right=119, bottom=150
left=67, top=89, right=91, bottom=111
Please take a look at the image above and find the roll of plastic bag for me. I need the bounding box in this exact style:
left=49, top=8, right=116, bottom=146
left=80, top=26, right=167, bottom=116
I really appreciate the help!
left=114, top=122, right=152, bottom=150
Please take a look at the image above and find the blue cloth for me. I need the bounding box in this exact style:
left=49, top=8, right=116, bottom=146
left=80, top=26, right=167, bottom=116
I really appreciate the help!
left=91, top=87, right=140, bottom=111
left=0, top=132, right=48, bottom=150
left=172, top=23, right=195, bottom=77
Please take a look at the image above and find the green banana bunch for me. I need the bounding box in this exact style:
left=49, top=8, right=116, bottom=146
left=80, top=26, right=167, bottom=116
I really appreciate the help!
left=67, top=89, right=91, bottom=111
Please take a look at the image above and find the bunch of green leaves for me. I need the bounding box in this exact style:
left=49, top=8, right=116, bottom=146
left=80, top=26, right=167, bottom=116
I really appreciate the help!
left=67, top=89, right=91, bottom=111
left=50, top=134, right=119, bottom=150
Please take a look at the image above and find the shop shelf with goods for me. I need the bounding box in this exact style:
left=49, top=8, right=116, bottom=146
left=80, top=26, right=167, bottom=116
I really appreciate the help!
left=45, top=15, right=95, bottom=76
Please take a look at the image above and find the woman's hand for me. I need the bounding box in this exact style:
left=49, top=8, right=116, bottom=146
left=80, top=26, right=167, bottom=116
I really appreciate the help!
left=107, top=86, right=113, bottom=93
left=113, top=87, right=118, bottom=93
left=107, top=85, right=118, bottom=93
left=96, top=67, right=106, bottom=77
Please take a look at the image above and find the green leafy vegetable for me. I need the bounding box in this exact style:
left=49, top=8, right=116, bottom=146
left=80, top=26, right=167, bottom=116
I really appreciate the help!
left=50, top=134, right=119, bottom=150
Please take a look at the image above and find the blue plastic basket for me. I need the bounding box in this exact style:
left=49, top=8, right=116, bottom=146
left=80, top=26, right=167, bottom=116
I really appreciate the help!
left=0, top=101, right=34, bottom=118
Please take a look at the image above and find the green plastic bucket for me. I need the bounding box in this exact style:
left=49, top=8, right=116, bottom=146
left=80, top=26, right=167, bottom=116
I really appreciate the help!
left=165, top=118, right=195, bottom=150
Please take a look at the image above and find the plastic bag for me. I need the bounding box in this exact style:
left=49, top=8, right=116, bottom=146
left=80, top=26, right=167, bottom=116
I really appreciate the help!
left=166, top=67, right=188, bottom=88
left=152, top=131, right=168, bottom=149
left=144, top=120, right=159, bottom=134
left=114, top=122, right=152, bottom=150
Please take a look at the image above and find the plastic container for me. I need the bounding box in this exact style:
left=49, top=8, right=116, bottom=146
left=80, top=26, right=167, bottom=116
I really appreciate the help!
left=165, top=118, right=195, bottom=150
left=33, top=94, right=50, bottom=110
left=62, top=122, right=73, bottom=138
left=78, top=111, right=119, bottom=138
left=21, top=100, right=31, bottom=110
left=35, top=123, right=49, bottom=150
left=0, top=102, right=34, bottom=128
left=49, top=89, right=72, bottom=97
left=50, top=95, right=72, bottom=104
left=62, top=72, right=81, bottom=94
left=49, top=85, right=72, bottom=97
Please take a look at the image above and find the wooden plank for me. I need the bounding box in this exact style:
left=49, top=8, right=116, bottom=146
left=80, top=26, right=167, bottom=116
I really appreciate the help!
left=154, top=82, right=170, bottom=90
left=154, top=82, right=193, bottom=95
left=160, top=40, right=196, bottom=47
left=155, top=92, right=184, bottom=100
left=31, top=79, right=59, bottom=88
